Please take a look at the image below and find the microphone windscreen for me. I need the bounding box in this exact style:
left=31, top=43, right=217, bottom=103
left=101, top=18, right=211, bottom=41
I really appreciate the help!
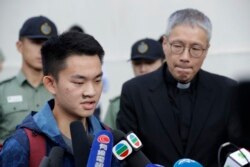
left=39, top=157, right=49, bottom=167
left=48, top=146, right=64, bottom=167
left=70, top=120, right=91, bottom=167
left=173, top=158, right=203, bottom=167
left=87, top=130, right=113, bottom=167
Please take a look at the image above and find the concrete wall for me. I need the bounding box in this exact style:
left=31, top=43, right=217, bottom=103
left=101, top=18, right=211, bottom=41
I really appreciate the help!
left=0, top=0, right=250, bottom=119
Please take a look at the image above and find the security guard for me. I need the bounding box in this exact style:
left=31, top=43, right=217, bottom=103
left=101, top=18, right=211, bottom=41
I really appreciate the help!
left=104, top=38, right=165, bottom=129
left=0, top=16, right=58, bottom=143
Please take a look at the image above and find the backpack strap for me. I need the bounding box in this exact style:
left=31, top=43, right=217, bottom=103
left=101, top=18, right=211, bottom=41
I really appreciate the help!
left=102, top=123, right=112, bottom=131
left=24, top=128, right=46, bottom=167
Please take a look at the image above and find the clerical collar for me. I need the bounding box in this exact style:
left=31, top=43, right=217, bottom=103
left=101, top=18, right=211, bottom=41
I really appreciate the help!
left=163, top=63, right=198, bottom=91
left=177, top=82, right=191, bottom=89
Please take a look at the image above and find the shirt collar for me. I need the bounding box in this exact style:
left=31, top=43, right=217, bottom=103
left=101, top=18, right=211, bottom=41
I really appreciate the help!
left=34, top=99, right=103, bottom=138
left=163, top=63, right=199, bottom=92
left=16, top=71, right=27, bottom=86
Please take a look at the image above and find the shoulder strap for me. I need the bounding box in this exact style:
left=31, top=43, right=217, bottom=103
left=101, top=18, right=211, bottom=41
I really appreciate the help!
left=24, top=128, right=46, bottom=167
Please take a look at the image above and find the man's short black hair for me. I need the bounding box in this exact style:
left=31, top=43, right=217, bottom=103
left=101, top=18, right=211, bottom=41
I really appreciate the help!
left=41, top=31, right=104, bottom=80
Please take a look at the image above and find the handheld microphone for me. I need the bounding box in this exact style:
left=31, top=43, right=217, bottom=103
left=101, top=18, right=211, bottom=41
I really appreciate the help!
left=39, top=146, right=64, bottom=167
left=223, top=148, right=250, bottom=167
left=70, top=120, right=91, bottom=167
left=111, top=129, right=151, bottom=167
left=39, top=157, right=49, bottom=167
left=173, top=158, right=203, bottom=167
left=87, top=130, right=113, bottom=167
left=145, top=164, right=165, bottom=167
left=218, top=142, right=250, bottom=167
left=48, top=146, right=64, bottom=167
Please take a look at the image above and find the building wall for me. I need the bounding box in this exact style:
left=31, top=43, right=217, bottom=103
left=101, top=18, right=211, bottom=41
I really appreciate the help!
left=0, top=0, right=250, bottom=119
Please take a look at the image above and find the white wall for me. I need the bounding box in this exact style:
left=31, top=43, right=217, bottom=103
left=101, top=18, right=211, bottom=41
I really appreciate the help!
left=0, top=0, right=250, bottom=119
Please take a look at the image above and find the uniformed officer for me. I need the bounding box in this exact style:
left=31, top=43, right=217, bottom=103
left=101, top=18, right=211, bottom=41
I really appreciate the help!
left=0, top=16, right=58, bottom=143
left=104, top=38, right=165, bottom=129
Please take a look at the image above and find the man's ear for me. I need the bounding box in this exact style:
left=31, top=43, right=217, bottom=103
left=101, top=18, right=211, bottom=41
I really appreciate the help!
left=43, top=75, right=56, bottom=95
left=16, top=40, right=23, bottom=54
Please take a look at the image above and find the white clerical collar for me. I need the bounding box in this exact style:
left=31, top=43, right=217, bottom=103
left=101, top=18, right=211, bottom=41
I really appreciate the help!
left=177, top=82, right=191, bottom=89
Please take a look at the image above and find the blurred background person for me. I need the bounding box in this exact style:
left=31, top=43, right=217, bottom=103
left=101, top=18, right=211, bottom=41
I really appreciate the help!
left=0, top=49, right=5, bottom=73
left=104, top=38, right=165, bottom=129
left=0, top=15, right=58, bottom=143
left=68, top=24, right=85, bottom=33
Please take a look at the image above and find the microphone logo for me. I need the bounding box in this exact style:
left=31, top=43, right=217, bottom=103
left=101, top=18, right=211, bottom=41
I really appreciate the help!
left=87, top=130, right=113, bottom=167
left=112, top=140, right=133, bottom=160
left=126, top=132, right=143, bottom=150
left=224, top=148, right=250, bottom=167
left=97, top=135, right=110, bottom=144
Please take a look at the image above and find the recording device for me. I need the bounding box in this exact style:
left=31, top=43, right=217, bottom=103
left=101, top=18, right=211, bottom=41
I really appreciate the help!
left=111, top=129, right=151, bottom=167
left=87, top=130, right=113, bottom=167
left=39, top=146, right=64, bottom=167
left=218, top=142, right=250, bottom=167
left=173, top=158, right=203, bottom=167
left=70, top=120, right=91, bottom=167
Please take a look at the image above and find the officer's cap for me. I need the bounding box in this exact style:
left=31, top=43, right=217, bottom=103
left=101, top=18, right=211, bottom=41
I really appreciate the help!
left=131, top=38, right=165, bottom=61
left=19, top=15, right=58, bottom=39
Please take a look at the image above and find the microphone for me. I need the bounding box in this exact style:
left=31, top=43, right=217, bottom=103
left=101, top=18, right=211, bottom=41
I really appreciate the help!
left=39, top=157, right=49, bottom=167
left=223, top=148, right=250, bottom=167
left=173, top=158, right=203, bottom=167
left=145, top=164, right=165, bottom=167
left=218, top=142, right=250, bottom=167
left=39, top=146, right=64, bottom=167
left=48, top=146, right=64, bottom=167
left=70, top=120, right=91, bottom=167
left=111, top=129, right=151, bottom=167
left=87, top=130, right=113, bottom=167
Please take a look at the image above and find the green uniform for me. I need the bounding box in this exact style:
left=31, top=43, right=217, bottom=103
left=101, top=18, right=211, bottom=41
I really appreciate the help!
left=0, top=49, right=4, bottom=63
left=104, top=96, right=120, bottom=129
left=0, top=71, right=52, bottom=143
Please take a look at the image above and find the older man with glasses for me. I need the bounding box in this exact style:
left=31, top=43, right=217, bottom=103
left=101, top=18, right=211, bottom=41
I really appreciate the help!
left=117, top=8, right=242, bottom=167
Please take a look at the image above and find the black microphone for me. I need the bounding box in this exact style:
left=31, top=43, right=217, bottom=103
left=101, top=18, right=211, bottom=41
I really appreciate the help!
left=49, top=146, right=64, bottom=167
left=70, top=120, right=91, bottom=167
left=39, top=146, right=64, bottom=167
left=39, top=157, right=49, bottom=167
left=111, top=129, right=151, bottom=167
